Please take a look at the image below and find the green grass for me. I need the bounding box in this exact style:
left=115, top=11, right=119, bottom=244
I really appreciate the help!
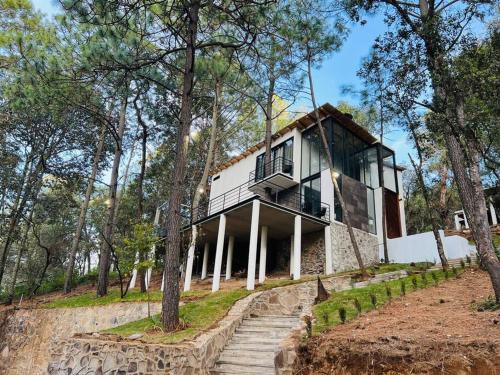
left=313, top=268, right=462, bottom=335
left=493, top=234, right=500, bottom=248
left=366, top=262, right=433, bottom=275
left=43, top=288, right=210, bottom=309
left=103, top=288, right=252, bottom=343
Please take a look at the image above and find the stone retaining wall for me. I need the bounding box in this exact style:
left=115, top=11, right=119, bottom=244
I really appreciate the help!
left=0, top=302, right=161, bottom=375
left=48, top=293, right=260, bottom=375
left=331, top=221, right=379, bottom=273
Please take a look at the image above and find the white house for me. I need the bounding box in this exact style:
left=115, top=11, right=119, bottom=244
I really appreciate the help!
left=182, top=103, right=407, bottom=292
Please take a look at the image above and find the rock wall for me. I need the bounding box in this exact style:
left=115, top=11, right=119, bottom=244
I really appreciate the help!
left=301, top=230, right=325, bottom=275
left=330, top=221, right=379, bottom=273
left=48, top=293, right=260, bottom=375
left=0, top=302, right=161, bottom=375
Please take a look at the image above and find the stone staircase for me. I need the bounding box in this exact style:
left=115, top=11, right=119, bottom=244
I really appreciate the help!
left=210, top=314, right=301, bottom=374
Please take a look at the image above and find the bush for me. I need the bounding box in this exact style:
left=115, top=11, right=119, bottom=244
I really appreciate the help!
left=322, top=312, right=329, bottom=324
left=353, top=298, right=362, bottom=315
left=431, top=271, right=438, bottom=285
left=400, top=280, right=406, bottom=296
left=412, top=276, right=418, bottom=290
left=385, top=284, right=392, bottom=300
left=421, top=271, right=428, bottom=286
left=304, top=315, right=313, bottom=337
left=476, top=296, right=500, bottom=312
left=369, top=293, right=377, bottom=308
left=452, top=266, right=458, bottom=277
left=460, top=259, right=465, bottom=269
left=466, top=255, right=471, bottom=266
left=444, top=269, right=449, bottom=279
left=338, top=307, right=347, bottom=324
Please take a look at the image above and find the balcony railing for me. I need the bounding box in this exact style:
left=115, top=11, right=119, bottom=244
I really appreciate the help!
left=249, top=156, right=293, bottom=183
left=189, top=178, right=330, bottom=225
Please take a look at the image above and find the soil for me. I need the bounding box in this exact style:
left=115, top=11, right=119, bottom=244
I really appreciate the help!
left=295, top=269, right=500, bottom=375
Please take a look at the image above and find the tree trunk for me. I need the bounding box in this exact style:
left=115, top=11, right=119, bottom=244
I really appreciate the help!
left=306, top=51, right=367, bottom=276
left=377, top=116, right=389, bottom=263
left=6, top=207, right=35, bottom=305
left=438, top=164, right=449, bottom=226
left=161, top=0, right=200, bottom=330
left=408, top=152, right=448, bottom=269
left=264, top=72, right=276, bottom=177
left=97, top=93, right=129, bottom=297
left=134, top=97, right=149, bottom=293
left=64, top=121, right=107, bottom=293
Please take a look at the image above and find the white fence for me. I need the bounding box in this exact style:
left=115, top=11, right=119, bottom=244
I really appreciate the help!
left=387, top=230, right=476, bottom=264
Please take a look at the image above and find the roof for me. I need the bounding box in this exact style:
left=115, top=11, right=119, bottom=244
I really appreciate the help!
left=212, top=102, right=379, bottom=175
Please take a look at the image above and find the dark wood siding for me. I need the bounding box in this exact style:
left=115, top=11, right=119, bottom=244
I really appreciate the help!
left=385, top=188, right=402, bottom=238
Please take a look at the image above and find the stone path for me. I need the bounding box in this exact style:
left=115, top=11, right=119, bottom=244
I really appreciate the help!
left=210, top=314, right=301, bottom=374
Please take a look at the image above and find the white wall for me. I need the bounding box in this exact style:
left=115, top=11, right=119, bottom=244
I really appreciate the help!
left=397, top=169, right=407, bottom=236
left=208, top=129, right=301, bottom=213
left=387, top=230, right=475, bottom=264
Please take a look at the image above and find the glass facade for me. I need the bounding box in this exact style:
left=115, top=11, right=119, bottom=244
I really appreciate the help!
left=255, top=137, right=294, bottom=180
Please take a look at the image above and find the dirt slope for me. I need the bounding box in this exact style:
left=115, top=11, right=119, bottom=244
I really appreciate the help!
left=295, top=269, right=500, bottom=375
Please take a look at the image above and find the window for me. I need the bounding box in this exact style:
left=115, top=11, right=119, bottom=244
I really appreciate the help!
left=301, top=177, right=321, bottom=216
left=255, top=137, right=294, bottom=180
left=301, top=126, right=327, bottom=180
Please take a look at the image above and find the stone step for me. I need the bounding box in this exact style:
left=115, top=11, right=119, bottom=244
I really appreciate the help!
left=229, top=334, right=284, bottom=344
left=211, top=363, right=276, bottom=375
left=236, top=326, right=290, bottom=335
left=224, top=343, right=278, bottom=352
left=240, top=320, right=298, bottom=328
left=218, top=350, right=275, bottom=362
left=215, top=357, right=275, bottom=371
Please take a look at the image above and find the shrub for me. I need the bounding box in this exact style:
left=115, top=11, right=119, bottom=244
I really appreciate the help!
left=338, top=307, right=347, bottom=324
left=370, top=293, right=377, bottom=308
left=476, top=296, right=500, bottom=312
left=431, top=271, right=438, bottom=285
left=466, top=255, right=471, bottom=266
left=322, top=312, right=329, bottom=324
left=353, top=298, right=362, bottom=315
left=444, top=269, right=449, bottom=279
left=452, top=266, right=458, bottom=277
left=400, top=280, right=406, bottom=296
left=412, top=277, right=418, bottom=290
left=304, top=315, right=312, bottom=337
left=421, top=271, right=428, bottom=286
left=460, top=259, right=465, bottom=269
left=385, top=284, right=392, bottom=300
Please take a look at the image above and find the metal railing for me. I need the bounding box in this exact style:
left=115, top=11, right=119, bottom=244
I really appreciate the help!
left=189, top=177, right=330, bottom=225
left=249, top=156, right=293, bottom=183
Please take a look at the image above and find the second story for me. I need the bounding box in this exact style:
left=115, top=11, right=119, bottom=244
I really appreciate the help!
left=197, top=103, right=403, bottom=237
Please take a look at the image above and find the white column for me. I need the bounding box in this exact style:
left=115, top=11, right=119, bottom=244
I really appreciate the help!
left=293, top=215, right=301, bottom=280
left=225, top=236, right=235, bottom=280
left=183, top=225, right=197, bottom=292
left=247, top=199, right=260, bottom=290
left=290, top=234, right=294, bottom=277
left=201, top=242, right=209, bottom=280
left=454, top=213, right=461, bottom=230
left=212, top=214, right=226, bottom=292
left=259, top=226, right=268, bottom=284
left=160, top=271, right=164, bottom=291
left=324, top=225, right=333, bottom=275
left=489, top=201, right=498, bottom=226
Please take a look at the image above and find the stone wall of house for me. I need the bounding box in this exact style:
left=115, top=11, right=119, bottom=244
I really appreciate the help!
left=330, top=221, right=379, bottom=273
left=301, top=230, right=325, bottom=275
left=0, top=302, right=161, bottom=375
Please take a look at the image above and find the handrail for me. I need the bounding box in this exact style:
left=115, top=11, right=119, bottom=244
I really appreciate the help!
left=249, top=156, right=293, bottom=183
left=189, top=176, right=330, bottom=226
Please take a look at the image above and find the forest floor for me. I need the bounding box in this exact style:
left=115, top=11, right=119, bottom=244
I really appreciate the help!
left=295, top=269, right=500, bottom=375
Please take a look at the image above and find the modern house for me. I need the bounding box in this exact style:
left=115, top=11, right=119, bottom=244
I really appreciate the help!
left=182, top=103, right=407, bottom=292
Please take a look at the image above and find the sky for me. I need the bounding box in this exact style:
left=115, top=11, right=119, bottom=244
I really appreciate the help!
left=31, top=0, right=412, bottom=165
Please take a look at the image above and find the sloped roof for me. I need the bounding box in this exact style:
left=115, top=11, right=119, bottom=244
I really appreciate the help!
left=212, top=102, right=378, bottom=175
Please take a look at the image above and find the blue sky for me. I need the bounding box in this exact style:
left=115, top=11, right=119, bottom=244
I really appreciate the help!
left=32, top=0, right=412, bottom=165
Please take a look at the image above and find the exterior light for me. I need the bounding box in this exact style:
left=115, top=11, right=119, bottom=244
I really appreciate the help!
left=332, top=171, right=340, bottom=179
left=198, top=187, right=205, bottom=193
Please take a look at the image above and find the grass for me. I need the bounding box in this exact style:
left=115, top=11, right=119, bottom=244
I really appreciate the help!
left=313, top=268, right=463, bottom=335
left=103, top=288, right=252, bottom=344
left=43, top=288, right=210, bottom=309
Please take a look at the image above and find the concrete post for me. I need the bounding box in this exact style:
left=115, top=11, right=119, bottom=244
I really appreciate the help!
left=290, top=234, right=294, bottom=277
left=212, top=214, right=226, bottom=292
left=293, top=215, right=301, bottom=280
left=183, top=225, right=196, bottom=292
left=201, top=242, right=209, bottom=280
left=259, top=226, right=268, bottom=284
left=324, top=225, right=333, bottom=275
left=489, top=201, right=498, bottom=226
left=225, top=236, right=235, bottom=280
left=247, top=199, right=260, bottom=290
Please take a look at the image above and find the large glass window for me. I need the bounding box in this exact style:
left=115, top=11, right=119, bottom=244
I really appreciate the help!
left=301, top=126, right=327, bottom=180
left=255, top=137, right=294, bottom=180
left=301, top=177, right=321, bottom=216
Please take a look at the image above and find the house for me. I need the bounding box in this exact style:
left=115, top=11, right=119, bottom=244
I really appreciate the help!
left=182, top=103, right=407, bottom=292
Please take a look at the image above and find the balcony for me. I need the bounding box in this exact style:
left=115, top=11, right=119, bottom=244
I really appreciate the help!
left=248, top=156, right=297, bottom=194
